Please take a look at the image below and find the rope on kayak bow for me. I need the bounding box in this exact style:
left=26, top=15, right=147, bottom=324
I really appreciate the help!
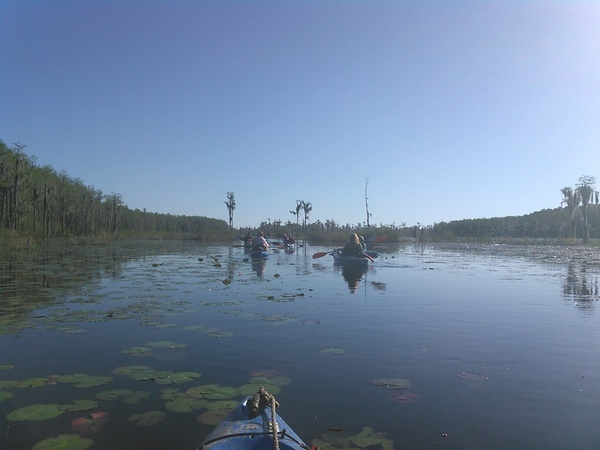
left=250, top=387, right=281, bottom=450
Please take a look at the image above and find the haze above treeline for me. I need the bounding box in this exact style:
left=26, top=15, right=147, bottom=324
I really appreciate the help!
left=1, top=140, right=599, bottom=244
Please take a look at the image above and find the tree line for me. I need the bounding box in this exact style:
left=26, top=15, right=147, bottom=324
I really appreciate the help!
left=0, top=140, right=231, bottom=240
left=3, top=140, right=598, bottom=244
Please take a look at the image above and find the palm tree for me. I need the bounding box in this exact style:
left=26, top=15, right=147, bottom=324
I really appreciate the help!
left=561, top=186, right=580, bottom=238
left=295, top=200, right=302, bottom=233
left=302, top=201, right=312, bottom=232
left=575, top=176, right=599, bottom=242
left=224, top=192, right=235, bottom=228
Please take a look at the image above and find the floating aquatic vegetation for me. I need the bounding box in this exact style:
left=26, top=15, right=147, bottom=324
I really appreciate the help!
left=58, top=326, right=90, bottom=334
left=95, top=389, right=150, bottom=404
left=319, top=347, right=347, bottom=355
left=127, top=410, right=166, bottom=426
left=57, top=374, right=113, bottom=388
left=0, top=364, right=14, bottom=371
left=7, top=403, right=65, bottom=421
left=121, top=346, right=154, bottom=356
left=165, top=395, right=209, bottom=413
left=61, top=399, right=99, bottom=412
left=312, top=426, right=394, bottom=450
left=248, top=375, right=291, bottom=387
left=207, top=331, right=234, bottom=338
left=145, top=340, right=188, bottom=349
left=458, top=372, right=488, bottom=381
left=13, top=377, right=50, bottom=388
left=197, top=408, right=232, bottom=426
left=32, top=433, right=93, bottom=450
left=249, top=369, right=279, bottom=378
left=193, top=384, right=238, bottom=400
left=0, top=391, right=14, bottom=401
left=350, top=426, right=394, bottom=450
left=152, top=323, right=179, bottom=329
left=183, top=325, right=211, bottom=332
left=112, top=365, right=153, bottom=376
left=390, top=392, right=421, bottom=404
left=238, top=383, right=281, bottom=396
left=205, top=399, right=239, bottom=410
left=71, top=411, right=108, bottom=435
left=372, top=377, right=412, bottom=389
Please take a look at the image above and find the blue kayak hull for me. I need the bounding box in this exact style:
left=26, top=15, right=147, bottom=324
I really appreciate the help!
left=332, top=254, right=369, bottom=266
left=199, top=398, right=308, bottom=450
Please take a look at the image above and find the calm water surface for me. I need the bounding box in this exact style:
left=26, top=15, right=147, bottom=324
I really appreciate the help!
left=1, top=241, right=599, bottom=449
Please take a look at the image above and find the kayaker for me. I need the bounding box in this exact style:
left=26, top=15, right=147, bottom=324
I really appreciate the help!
left=340, top=233, right=363, bottom=257
left=359, top=235, right=367, bottom=251
left=283, top=233, right=296, bottom=245
left=243, top=232, right=253, bottom=246
left=251, top=231, right=269, bottom=252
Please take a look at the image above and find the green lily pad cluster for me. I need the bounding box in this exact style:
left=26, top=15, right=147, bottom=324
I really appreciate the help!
left=1, top=373, right=113, bottom=390
left=312, top=426, right=394, bottom=450
left=161, top=383, right=244, bottom=414
left=57, top=374, right=114, bottom=388
left=96, top=389, right=150, bottom=404
left=113, top=364, right=201, bottom=385
left=372, top=377, right=412, bottom=390
left=32, top=433, right=93, bottom=450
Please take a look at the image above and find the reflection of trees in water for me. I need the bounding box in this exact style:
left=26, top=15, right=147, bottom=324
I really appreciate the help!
left=563, top=262, right=599, bottom=311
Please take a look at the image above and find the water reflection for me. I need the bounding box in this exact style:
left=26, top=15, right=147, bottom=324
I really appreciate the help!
left=563, top=261, right=599, bottom=310
left=251, top=258, right=267, bottom=277
left=339, top=265, right=368, bottom=293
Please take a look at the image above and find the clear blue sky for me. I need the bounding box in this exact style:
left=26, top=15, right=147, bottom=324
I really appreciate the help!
left=1, top=1, right=599, bottom=229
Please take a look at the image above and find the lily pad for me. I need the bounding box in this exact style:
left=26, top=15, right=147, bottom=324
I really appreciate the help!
left=128, top=410, right=167, bottom=426
left=207, top=331, right=234, bottom=338
left=15, top=377, right=50, bottom=388
left=199, top=385, right=238, bottom=400
left=96, top=389, right=150, bottom=404
left=372, top=377, right=412, bottom=389
left=458, top=372, right=488, bottom=381
left=70, top=411, right=108, bottom=435
left=57, top=374, right=113, bottom=388
left=205, top=399, right=239, bottom=410
left=60, top=399, right=99, bottom=412
left=350, top=426, right=394, bottom=450
left=197, top=408, right=232, bottom=426
left=32, top=433, right=93, bottom=450
left=112, top=365, right=152, bottom=376
left=238, top=383, right=281, bottom=396
left=165, top=396, right=209, bottom=413
left=319, top=347, right=347, bottom=355
left=183, top=325, right=211, bottom=332
left=121, top=346, right=154, bottom=356
left=0, top=391, right=14, bottom=401
left=145, top=340, right=188, bottom=349
left=7, top=403, right=64, bottom=421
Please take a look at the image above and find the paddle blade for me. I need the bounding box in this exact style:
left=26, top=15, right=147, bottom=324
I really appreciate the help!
left=312, top=252, right=329, bottom=259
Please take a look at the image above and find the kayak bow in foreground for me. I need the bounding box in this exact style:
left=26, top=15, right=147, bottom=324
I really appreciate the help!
left=199, top=388, right=309, bottom=450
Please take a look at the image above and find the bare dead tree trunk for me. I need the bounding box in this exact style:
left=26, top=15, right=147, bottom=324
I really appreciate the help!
left=365, top=178, right=371, bottom=229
